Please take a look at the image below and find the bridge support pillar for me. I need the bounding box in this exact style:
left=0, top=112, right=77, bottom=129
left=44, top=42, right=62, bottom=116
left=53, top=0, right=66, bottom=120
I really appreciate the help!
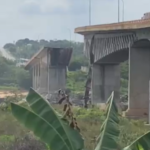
left=126, top=47, right=150, bottom=119
left=91, top=64, right=120, bottom=103
left=39, top=64, right=48, bottom=93
left=48, top=66, right=66, bottom=97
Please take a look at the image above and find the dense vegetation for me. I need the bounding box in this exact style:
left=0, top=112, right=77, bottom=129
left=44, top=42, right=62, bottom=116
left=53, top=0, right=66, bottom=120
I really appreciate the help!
left=0, top=90, right=149, bottom=150
left=1, top=39, right=128, bottom=96
left=4, top=39, right=84, bottom=59
left=0, top=56, right=31, bottom=90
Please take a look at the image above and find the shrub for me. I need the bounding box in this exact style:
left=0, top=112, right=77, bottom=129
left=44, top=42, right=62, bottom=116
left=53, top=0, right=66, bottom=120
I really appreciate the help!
left=1, top=89, right=150, bottom=149
left=11, top=89, right=150, bottom=150
left=0, top=134, right=47, bottom=150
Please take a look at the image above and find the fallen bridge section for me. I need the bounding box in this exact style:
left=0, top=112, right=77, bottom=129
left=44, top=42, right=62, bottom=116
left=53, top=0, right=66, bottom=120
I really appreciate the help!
left=25, top=47, right=72, bottom=100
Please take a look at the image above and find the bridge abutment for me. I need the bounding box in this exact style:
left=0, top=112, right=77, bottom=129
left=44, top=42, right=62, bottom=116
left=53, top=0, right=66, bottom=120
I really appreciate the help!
left=91, top=64, right=120, bottom=103
left=126, top=47, right=150, bottom=119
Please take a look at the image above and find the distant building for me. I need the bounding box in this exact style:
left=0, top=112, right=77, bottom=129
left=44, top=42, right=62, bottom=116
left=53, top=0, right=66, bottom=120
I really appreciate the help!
left=16, top=58, right=29, bottom=67
left=141, top=12, right=150, bottom=19
left=81, top=66, right=88, bottom=73
left=25, top=47, right=72, bottom=99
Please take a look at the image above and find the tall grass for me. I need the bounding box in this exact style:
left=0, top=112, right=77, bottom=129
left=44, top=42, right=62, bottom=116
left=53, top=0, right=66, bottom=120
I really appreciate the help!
left=0, top=103, right=150, bottom=150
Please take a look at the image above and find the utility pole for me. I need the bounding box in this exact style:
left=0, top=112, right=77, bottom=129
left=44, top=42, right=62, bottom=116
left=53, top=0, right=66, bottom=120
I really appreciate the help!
left=121, top=0, right=124, bottom=21
left=67, top=28, right=71, bottom=47
left=118, top=0, right=120, bottom=22
left=89, top=0, right=91, bottom=25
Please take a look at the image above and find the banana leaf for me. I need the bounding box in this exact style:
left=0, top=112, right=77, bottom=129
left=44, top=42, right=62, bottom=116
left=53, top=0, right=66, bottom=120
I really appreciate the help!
left=123, top=131, right=150, bottom=150
left=95, top=91, right=120, bottom=150
left=11, top=103, right=71, bottom=150
left=26, top=88, right=84, bottom=150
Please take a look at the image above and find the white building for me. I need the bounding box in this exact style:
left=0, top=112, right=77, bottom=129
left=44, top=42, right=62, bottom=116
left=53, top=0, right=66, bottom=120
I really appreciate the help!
left=81, top=66, right=88, bottom=73
left=16, top=58, right=29, bottom=67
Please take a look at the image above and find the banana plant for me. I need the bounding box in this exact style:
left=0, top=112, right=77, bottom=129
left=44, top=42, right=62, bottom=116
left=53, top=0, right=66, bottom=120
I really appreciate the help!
left=94, top=92, right=150, bottom=150
left=94, top=92, right=120, bottom=150
left=11, top=88, right=84, bottom=150
left=11, top=88, right=150, bottom=150
left=123, top=131, right=150, bottom=150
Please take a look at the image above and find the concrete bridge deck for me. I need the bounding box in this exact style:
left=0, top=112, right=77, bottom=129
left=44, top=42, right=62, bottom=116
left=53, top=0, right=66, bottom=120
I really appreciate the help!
left=75, top=14, right=150, bottom=121
left=75, top=18, right=150, bottom=34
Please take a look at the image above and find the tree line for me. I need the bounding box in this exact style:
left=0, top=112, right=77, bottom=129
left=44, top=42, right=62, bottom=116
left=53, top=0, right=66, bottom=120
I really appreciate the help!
left=2, top=38, right=128, bottom=94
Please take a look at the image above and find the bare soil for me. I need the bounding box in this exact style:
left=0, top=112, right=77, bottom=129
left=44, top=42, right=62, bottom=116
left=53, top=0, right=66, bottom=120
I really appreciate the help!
left=0, top=90, right=28, bottom=98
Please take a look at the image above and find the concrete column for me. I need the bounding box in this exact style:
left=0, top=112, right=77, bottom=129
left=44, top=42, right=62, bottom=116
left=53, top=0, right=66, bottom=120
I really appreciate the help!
left=126, top=47, right=150, bottom=119
left=91, top=64, right=120, bottom=103
left=104, top=64, right=120, bottom=102
left=39, top=59, right=44, bottom=93
left=35, top=65, right=38, bottom=90
left=36, top=64, right=38, bottom=90
left=37, top=63, right=40, bottom=89
left=48, top=66, right=66, bottom=95
left=39, top=57, right=48, bottom=93
left=39, top=59, right=42, bottom=90
left=91, top=64, right=103, bottom=103
left=34, top=66, right=36, bottom=89
left=40, top=63, right=48, bottom=93
left=32, top=66, right=35, bottom=89
left=149, top=81, right=150, bottom=123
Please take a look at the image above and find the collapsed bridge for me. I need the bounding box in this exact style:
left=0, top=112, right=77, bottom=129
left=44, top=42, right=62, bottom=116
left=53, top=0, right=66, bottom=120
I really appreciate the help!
left=25, top=47, right=72, bottom=100
left=75, top=13, right=150, bottom=120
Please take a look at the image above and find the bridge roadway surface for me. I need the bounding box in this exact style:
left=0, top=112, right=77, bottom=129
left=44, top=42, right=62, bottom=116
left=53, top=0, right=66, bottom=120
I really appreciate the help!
left=75, top=17, right=150, bottom=121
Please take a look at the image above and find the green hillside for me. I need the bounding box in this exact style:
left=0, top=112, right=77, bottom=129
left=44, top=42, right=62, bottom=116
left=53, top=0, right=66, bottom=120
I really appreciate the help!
left=1, top=39, right=128, bottom=96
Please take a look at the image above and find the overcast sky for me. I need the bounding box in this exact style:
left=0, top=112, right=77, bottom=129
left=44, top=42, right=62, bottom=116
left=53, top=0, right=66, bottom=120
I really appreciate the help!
left=0, top=0, right=149, bottom=46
